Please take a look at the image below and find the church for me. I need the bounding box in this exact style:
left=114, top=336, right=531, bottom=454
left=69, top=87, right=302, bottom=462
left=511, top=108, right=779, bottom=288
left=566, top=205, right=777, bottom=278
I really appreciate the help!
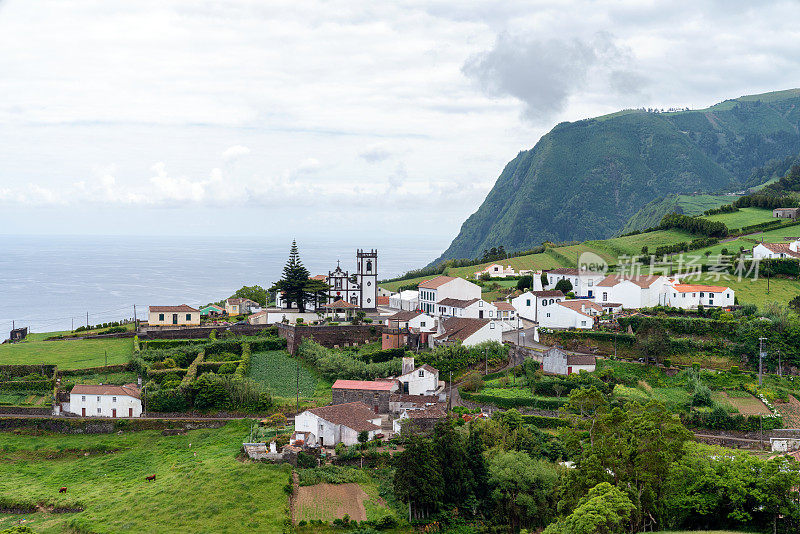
left=276, top=249, right=378, bottom=311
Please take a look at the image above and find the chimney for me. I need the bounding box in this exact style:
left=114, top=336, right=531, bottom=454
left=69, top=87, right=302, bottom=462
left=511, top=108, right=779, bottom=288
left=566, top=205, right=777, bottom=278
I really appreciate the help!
left=138, top=376, right=142, bottom=388
left=402, top=357, right=415, bottom=375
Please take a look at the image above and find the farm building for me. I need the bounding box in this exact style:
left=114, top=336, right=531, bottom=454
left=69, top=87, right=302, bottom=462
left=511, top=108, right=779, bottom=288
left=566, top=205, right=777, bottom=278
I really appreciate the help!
left=148, top=305, right=201, bottom=327
left=66, top=383, right=142, bottom=418
left=752, top=240, right=800, bottom=259
left=331, top=379, right=398, bottom=413
left=393, top=404, right=447, bottom=433
left=397, top=357, right=440, bottom=395
left=294, top=402, right=382, bottom=447
left=512, top=290, right=565, bottom=323
left=595, top=274, right=668, bottom=309
left=224, top=298, right=260, bottom=315
left=388, top=290, right=420, bottom=311
left=541, top=347, right=596, bottom=376
left=382, top=310, right=436, bottom=350
left=773, top=207, right=799, bottom=219
left=662, top=284, right=735, bottom=309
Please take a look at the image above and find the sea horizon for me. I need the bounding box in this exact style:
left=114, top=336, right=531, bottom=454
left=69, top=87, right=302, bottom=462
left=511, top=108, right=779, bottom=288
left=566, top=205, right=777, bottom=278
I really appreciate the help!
left=0, top=234, right=450, bottom=341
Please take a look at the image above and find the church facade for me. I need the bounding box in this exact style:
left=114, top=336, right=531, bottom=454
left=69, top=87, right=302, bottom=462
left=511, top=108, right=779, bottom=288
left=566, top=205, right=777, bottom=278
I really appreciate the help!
left=275, top=249, right=378, bottom=311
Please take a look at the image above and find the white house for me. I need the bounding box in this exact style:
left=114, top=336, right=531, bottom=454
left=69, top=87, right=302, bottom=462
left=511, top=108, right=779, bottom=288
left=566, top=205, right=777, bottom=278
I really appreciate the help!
left=248, top=309, right=318, bottom=325
left=293, top=402, right=382, bottom=447
left=397, top=357, right=440, bottom=395
left=436, top=298, right=497, bottom=319
left=418, top=276, right=481, bottom=316
left=384, top=310, right=436, bottom=332
left=388, top=290, right=420, bottom=311
left=474, top=263, right=516, bottom=279
left=538, top=299, right=604, bottom=330
left=492, top=301, right=516, bottom=321
left=752, top=240, right=800, bottom=259
left=545, top=269, right=606, bottom=299
left=67, top=384, right=142, bottom=418
left=430, top=317, right=502, bottom=348
left=512, top=290, right=565, bottom=323
left=594, top=274, right=668, bottom=309
left=662, top=284, right=735, bottom=309
left=148, top=305, right=201, bottom=327
left=542, top=347, right=596, bottom=376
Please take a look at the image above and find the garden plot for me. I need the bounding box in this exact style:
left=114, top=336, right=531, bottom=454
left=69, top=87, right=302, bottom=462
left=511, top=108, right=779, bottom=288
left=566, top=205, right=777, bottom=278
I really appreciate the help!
left=295, top=483, right=369, bottom=523
left=713, top=391, right=771, bottom=416
left=248, top=350, right=317, bottom=398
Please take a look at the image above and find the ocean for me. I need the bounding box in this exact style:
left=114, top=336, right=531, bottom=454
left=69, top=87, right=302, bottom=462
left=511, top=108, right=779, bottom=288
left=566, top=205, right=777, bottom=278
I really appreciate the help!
left=0, top=235, right=448, bottom=341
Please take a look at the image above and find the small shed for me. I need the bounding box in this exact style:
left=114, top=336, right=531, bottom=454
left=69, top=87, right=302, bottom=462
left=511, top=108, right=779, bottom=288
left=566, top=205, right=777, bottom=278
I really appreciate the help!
left=542, top=347, right=596, bottom=376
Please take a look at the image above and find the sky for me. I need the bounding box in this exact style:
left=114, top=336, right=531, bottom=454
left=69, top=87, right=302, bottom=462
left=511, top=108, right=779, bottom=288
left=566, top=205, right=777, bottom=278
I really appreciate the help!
left=1, top=0, right=800, bottom=243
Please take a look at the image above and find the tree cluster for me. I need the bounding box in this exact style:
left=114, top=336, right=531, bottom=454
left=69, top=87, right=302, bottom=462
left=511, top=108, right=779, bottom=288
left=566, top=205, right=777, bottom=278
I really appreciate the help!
left=659, top=212, right=729, bottom=238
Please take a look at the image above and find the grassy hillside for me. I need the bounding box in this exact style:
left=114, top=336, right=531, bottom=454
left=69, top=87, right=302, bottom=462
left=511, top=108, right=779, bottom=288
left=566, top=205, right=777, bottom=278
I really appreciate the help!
left=0, top=421, right=290, bottom=533
left=702, top=207, right=774, bottom=228
left=435, top=89, right=800, bottom=264
left=622, top=194, right=740, bottom=234
left=0, top=337, right=133, bottom=369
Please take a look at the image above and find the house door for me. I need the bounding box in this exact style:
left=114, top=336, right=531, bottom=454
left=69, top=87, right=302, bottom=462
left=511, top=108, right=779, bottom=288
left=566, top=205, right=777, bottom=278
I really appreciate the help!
left=567, top=366, right=572, bottom=375
left=81, top=408, right=86, bottom=417
left=129, top=408, right=133, bottom=417
left=478, top=310, right=484, bottom=318
left=374, top=405, right=379, bottom=414
left=172, top=314, right=178, bottom=324
left=112, top=409, right=116, bottom=418
left=402, top=382, right=409, bottom=394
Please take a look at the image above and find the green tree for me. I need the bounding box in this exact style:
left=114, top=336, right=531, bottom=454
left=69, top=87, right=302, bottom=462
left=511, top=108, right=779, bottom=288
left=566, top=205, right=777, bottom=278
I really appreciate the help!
left=517, top=275, right=533, bottom=291
left=541, top=272, right=549, bottom=287
left=635, top=318, right=669, bottom=364
left=488, top=450, right=560, bottom=531
left=193, top=373, right=227, bottom=409
left=465, top=427, right=490, bottom=516
left=554, top=279, right=573, bottom=294
left=393, top=435, right=443, bottom=519
left=270, top=241, right=329, bottom=312
left=233, top=285, right=267, bottom=307
left=433, top=420, right=472, bottom=510
left=544, top=482, right=635, bottom=534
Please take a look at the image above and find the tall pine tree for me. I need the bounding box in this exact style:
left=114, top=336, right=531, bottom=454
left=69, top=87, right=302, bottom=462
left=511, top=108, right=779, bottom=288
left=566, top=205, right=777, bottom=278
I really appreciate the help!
left=271, top=240, right=313, bottom=312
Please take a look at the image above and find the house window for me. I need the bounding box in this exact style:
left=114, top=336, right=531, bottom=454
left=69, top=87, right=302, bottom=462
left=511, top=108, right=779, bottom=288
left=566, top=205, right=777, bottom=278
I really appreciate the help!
left=489, top=311, right=493, bottom=317
left=526, top=299, right=531, bottom=306
left=159, top=313, right=165, bottom=321
left=112, top=397, right=116, bottom=403
left=581, top=321, right=586, bottom=326
left=97, top=408, right=101, bottom=414
left=81, top=395, right=86, bottom=401
left=479, top=301, right=483, bottom=307
left=588, top=280, right=593, bottom=286
left=602, top=292, right=608, bottom=301
left=546, top=313, right=551, bottom=317
left=97, top=396, right=101, bottom=402
left=700, top=292, right=705, bottom=298
left=490, top=322, right=495, bottom=329
left=420, top=321, right=425, bottom=327
left=186, top=314, right=191, bottom=321
left=418, top=370, right=424, bottom=377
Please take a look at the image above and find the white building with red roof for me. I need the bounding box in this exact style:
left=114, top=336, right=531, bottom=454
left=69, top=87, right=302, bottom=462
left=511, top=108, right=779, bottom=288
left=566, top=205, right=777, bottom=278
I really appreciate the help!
left=753, top=239, right=800, bottom=260
left=538, top=299, right=606, bottom=330
left=594, top=274, right=669, bottom=309
left=397, top=357, right=440, bottom=396
left=663, top=283, right=734, bottom=309
left=148, top=305, right=200, bottom=326
left=331, top=379, right=398, bottom=413
left=294, top=402, right=383, bottom=447
left=67, top=383, right=142, bottom=418
left=474, top=263, right=516, bottom=279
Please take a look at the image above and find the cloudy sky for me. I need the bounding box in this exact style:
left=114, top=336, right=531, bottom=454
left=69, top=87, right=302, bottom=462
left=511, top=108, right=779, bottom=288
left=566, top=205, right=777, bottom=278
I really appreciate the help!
left=1, top=0, right=799, bottom=243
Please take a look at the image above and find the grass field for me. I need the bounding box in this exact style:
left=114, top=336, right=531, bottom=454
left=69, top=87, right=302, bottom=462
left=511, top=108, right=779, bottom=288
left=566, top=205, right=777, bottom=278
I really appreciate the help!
left=676, top=194, right=739, bottom=214
left=0, top=338, right=134, bottom=369
left=712, top=391, right=771, bottom=415
left=248, top=350, right=331, bottom=404
left=0, top=421, right=291, bottom=533
left=701, top=207, right=774, bottom=229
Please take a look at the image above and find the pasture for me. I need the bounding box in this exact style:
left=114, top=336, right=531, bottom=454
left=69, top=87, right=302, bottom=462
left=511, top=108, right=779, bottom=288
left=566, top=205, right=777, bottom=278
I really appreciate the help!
left=0, top=420, right=290, bottom=533
left=701, top=207, right=774, bottom=229
left=0, top=338, right=133, bottom=370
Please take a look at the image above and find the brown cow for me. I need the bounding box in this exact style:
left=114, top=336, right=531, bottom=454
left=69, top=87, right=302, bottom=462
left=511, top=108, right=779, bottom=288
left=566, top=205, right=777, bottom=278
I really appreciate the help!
left=145, top=474, right=156, bottom=482
left=59, top=487, right=67, bottom=493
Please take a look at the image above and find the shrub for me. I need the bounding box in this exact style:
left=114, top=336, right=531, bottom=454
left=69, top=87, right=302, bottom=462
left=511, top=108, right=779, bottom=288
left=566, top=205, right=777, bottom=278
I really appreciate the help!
left=218, top=362, right=237, bottom=374
left=297, top=451, right=317, bottom=468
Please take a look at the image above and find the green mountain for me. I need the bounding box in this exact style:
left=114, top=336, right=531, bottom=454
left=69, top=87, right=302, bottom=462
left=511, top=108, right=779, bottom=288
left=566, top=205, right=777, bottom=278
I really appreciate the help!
left=434, top=89, right=800, bottom=264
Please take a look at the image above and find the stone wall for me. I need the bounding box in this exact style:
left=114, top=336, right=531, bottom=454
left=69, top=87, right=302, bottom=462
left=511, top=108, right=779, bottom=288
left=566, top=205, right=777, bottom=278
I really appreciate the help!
left=332, top=389, right=391, bottom=413
left=0, top=416, right=227, bottom=434
left=137, top=324, right=273, bottom=340
left=277, top=323, right=384, bottom=354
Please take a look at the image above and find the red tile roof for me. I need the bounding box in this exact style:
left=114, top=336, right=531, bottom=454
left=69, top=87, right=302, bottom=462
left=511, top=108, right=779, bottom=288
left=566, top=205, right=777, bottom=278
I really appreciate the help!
left=307, top=402, right=381, bottom=432
left=493, top=301, right=515, bottom=311
left=557, top=299, right=603, bottom=317
left=149, top=304, right=199, bottom=313
left=323, top=299, right=358, bottom=309
left=71, top=383, right=141, bottom=400
left=531, top=290, right=564, bottom=298
left=387, top=310, right=425, bottom=322
left=437, top=297, right=480, bottom=308
left=332, top=379, right=397, bottom=391
left=377, top=296, right=390, bottom=306
left=548, top=268, right=580, bottom=275
left=418, top=275, right=457, bottom=289
left=672, top=284, right=731, bottom=293
left=758, top=242, right=800, bottom=258
left=434, top=318, right=490, bottom=342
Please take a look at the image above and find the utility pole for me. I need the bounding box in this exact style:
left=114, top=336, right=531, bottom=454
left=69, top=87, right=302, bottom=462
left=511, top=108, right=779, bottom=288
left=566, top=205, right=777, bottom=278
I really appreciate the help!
left=296, top=360, right=300, bottom=414
left=71, top=318, right=74, bottom=331
left=133, top=304, right=137, bottom=332
left=758, top=337, right=767, bottom=387
left=86, top=312, right=89, bottom=329
left=484, top=348, right=488, bottom=375
left=448, top=371, right=452, bottom=413
left=105, top=350, right=108, bottom=368
left=777, top=349, right=782, bottom=377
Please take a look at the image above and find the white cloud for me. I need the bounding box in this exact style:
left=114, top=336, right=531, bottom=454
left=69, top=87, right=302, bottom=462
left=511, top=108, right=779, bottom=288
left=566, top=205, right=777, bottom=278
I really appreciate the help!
left=221, top=145, right=251, bottom=161
left=1, top=0, right=800, bottom=236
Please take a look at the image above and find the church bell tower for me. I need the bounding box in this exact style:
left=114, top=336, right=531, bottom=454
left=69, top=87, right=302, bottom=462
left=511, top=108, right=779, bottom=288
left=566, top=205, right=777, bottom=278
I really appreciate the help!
left=357, top=249, right=378, bottom=310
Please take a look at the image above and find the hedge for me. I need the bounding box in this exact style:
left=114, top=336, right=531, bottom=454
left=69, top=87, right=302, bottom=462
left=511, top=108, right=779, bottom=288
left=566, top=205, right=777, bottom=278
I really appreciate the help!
left=522, top=414, right=571, bottom=429
left=459, top=390, right=568, bottom=410
left=146, top=368, right=188, bottom=380
left=684, top=410, right=784, bottom=432
left=197, top=361, right=242, bottom=375
left=0, top=365, right=58, bottom=380
left=180, top=352, right=205, bottom=387
left=545, top=330, right=637, bottom=346
left=141, top=339, right=198, bottom=350
left=618, top=316, right=738, bottom=337
left=249, top=336, right=287, bottom=352
left=235, top=343, right=251, bottom=378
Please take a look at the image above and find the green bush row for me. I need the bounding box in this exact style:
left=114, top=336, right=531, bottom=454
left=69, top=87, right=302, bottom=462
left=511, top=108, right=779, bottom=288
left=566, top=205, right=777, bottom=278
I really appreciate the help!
left=297, top=340, right=401, bottom=381
left=459, top=390, right=568, bottom=410
left=180, top=352, right=205, bottom=387
left=521, top=414, right=571, bottom=429
left=0, top=380, right=53, bottom=392
left=684, top=408, right=783, bottom=432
